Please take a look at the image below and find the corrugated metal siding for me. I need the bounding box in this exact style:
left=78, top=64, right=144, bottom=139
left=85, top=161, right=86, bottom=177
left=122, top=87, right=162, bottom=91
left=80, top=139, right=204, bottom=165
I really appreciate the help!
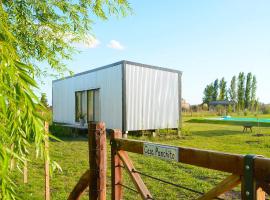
left=125, top=64, right=180, bottom=131
left=52, top=64, right=122, bottom=129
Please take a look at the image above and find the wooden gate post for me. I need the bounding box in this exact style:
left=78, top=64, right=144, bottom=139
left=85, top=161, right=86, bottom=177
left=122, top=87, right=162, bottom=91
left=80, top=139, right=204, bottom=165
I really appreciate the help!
left=88, top=121, right=106, bottom=200
left=110, top=130, right=123, bottom=200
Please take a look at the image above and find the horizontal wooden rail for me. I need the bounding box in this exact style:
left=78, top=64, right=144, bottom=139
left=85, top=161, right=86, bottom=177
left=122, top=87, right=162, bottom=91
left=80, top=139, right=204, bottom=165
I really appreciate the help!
left=114, top=138, right=270, bottom=183
left=197, top=174, right=241, bottom=200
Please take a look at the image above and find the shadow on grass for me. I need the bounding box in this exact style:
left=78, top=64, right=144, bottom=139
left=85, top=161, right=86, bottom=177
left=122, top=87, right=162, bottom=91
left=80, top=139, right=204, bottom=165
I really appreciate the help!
left=191, top=129, right=245, bottom=137
left=50, top=135, right=88, bottom=142
left=51, top=130, right=244, bottom=141
left=187, top=119, right=270, bottom=127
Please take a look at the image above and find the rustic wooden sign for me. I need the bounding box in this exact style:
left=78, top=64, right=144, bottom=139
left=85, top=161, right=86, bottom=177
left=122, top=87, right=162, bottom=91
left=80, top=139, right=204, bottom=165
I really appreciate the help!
left=143, top=142, right=179, bottom=161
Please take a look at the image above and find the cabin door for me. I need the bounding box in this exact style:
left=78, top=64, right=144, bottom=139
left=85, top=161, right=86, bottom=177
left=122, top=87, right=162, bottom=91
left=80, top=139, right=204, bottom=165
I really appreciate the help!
left=87, top=89, right=100, bottom=122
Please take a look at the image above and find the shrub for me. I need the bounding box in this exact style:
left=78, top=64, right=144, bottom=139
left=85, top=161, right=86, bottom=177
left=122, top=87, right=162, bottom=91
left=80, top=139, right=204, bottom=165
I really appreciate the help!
left=202, top=103, right=208, bottom=111
left=260, top=104, right=270, bottom=114
left=49, top=123, right=87, bottom=137
left=191, top=105, right=199, bottom=112
left=262, top=106, right=270, bottom=114
left=181, top=127, right=192, bottom=136
left=227, top=105, right=233, bottom=114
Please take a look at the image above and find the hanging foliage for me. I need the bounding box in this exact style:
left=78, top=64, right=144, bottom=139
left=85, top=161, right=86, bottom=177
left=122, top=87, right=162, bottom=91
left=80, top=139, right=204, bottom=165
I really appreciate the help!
left=0, top=0, right=130, bottom=199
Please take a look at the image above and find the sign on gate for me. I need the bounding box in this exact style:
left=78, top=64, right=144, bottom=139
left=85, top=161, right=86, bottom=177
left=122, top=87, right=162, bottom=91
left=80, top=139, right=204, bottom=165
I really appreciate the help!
left=143, top=142, right=179, bottom=161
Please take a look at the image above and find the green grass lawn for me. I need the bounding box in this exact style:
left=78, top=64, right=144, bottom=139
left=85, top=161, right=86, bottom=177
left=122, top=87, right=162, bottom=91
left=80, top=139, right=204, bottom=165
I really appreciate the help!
left=14, top=117, right=270, bottom=199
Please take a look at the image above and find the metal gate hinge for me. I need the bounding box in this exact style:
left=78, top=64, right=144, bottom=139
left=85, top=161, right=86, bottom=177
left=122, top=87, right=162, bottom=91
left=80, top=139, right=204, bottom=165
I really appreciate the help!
left=243, top=154, right=257, bottom=200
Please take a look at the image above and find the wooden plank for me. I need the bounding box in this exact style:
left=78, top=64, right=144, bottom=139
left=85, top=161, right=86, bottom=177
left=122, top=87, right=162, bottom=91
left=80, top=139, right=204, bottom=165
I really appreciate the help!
left=254, top=158, right=270, bottom=182
left=256, top=187, right=265, bottom=200
left=88, top=121, right=106, bottom=200
left=115, top=139, right=144, bottom=154
left=44, top=121, right=50, bottom=200
left=110, top=130, right=123, bottom=200
left=197, top=174, right=240, bottom=200
left=241, top=183, right=266, bottom=200
left=179, top=147, right=244, bottom=175
left=117, top=150, right=152, bottom=200
left=114, top=138, right=270, bottom=182
left=67, top=170, right=90, bottom=200
left=258, top=181, right=270, bottom=195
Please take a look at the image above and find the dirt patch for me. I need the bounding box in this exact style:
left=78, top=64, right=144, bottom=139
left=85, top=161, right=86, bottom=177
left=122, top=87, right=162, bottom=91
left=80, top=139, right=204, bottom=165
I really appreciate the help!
left=252, top=133, right=269, bottom=137
left=219, top=190, right=241, bottom=199
left=245, top=140, right=260, bottom=144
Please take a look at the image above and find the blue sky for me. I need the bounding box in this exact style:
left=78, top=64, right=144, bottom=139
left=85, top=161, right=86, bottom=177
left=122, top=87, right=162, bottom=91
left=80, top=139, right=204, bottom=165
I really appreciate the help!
left=41, top=0, right=270, bottom=105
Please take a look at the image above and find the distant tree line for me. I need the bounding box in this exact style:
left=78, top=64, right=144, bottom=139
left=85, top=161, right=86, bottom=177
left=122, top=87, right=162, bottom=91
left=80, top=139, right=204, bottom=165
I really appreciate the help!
left=202, top=72, right=258, bottom=111
left=40, top=93, right=49, bottom=108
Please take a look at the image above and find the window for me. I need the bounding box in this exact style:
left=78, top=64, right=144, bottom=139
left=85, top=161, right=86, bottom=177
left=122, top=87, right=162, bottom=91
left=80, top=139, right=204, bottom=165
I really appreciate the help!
left=93, top=89, right=100, bottom=121
left=75, top=91, right=83, bottom=122
left=75, top=89, right=100, bottom=122
left=87, top=89, right=100, bottom=122
left=87, top=90, right=94, bottom=121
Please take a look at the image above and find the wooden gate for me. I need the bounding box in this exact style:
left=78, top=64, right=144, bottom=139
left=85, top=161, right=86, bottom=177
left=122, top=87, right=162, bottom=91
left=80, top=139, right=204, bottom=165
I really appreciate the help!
left=68, top=121, right=270, bottom=200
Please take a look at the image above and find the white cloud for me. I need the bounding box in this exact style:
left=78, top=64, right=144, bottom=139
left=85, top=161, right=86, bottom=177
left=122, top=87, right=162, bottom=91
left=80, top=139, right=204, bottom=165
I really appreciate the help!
left=74, top=35, right=100, bottom=49
left=107, top=40, right=124, bottom=50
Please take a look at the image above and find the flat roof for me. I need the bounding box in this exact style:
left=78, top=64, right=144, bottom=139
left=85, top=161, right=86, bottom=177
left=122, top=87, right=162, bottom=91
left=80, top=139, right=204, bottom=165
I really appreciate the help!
left=209, top=100, right=235, bottom=106
left=53, top=60, right=182, bottom=83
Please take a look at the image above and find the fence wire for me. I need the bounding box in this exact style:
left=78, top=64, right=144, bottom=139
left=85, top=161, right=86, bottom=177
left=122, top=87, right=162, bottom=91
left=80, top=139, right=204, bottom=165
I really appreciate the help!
left=131, top=169, right=225, bottom=200
left=118, top=183, right=139, bottom=194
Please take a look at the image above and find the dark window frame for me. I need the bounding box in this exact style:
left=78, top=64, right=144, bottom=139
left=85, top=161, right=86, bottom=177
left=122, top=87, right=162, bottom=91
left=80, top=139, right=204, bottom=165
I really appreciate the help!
left=75, top=91, right=83, bottom=122
left=75, top=88, right=100, bottom=123
left=87, top=90, right=94, bottom=122
left=87, top=89, right=100, bottom=122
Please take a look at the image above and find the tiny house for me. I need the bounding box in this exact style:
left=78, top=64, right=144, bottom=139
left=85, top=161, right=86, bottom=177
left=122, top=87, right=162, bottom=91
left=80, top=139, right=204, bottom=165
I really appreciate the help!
left=52, top=60, right=182, bottom=132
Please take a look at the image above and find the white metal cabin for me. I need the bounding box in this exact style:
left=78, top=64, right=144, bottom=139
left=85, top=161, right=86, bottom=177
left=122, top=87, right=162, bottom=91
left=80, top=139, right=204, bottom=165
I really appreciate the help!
left=52, top=60, right=182, bottom=132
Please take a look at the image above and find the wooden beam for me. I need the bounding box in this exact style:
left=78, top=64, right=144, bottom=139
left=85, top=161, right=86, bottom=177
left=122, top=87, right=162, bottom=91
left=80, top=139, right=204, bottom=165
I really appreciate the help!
left=197, top=174, right=240, bottom=200
left=88, top=121, right=106, bottom=200
left=117, top=151, right=152, bottom=200
left=67, top=170, right=90, bottom=200
left=114, top=138, right=270, bottom=182
left=115, top=139, right=144, bottom=154
left=110, top=130, right=123, bottom=200
left=256, top=187, right=265, bottom=200
left=258, top=181, right=270, bottom=195
left=253, top=157, right=270, bottom=182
